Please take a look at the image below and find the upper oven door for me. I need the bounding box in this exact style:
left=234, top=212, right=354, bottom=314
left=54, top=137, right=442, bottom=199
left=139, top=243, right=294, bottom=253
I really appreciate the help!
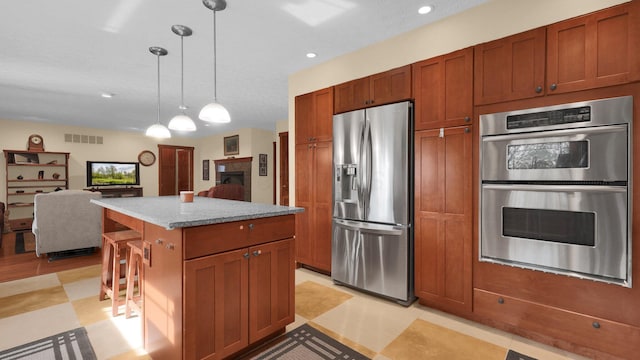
left=481, top=124, right=628, bottom=182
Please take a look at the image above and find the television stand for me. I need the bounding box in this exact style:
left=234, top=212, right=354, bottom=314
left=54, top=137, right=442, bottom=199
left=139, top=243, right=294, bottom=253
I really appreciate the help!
left=86, top=187, right=143, bottom=198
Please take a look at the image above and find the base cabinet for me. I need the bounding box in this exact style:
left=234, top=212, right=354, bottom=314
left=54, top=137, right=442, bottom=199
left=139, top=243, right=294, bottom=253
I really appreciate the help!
left=143, top=216, right=296, bottom=360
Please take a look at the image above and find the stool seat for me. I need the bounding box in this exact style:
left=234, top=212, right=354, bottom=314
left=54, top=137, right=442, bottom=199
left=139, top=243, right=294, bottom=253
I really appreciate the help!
left=125, top=240, right=144, bottom=318
left=99, top=229, right=141, bottom=316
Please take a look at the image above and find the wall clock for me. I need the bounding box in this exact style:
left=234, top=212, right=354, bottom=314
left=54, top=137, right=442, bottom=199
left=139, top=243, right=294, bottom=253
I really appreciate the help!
left=138, top=150, right=156, bottom=166
left=28, top=134, right=44, bottom=151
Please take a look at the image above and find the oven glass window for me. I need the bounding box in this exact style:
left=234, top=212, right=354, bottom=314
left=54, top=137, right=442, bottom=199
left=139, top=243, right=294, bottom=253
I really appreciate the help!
left=507, top=141, right=588, bottom=169
left=503, top=207, right=595, bottom=246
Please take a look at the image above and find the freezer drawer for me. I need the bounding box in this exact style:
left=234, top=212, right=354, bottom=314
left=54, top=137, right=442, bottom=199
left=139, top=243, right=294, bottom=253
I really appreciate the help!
left=331, top=219, right=411, bottom=302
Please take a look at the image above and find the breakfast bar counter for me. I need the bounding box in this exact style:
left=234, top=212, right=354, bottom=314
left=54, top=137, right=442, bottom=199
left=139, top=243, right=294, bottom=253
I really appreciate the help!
left=92, top=196, right=303, bottom=360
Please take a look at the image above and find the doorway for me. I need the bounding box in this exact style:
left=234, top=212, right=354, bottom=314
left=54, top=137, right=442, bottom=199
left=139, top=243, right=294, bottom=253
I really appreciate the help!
left=158, top=145, right=194, bottom=196
left=279, top=131, right=289, bottom=206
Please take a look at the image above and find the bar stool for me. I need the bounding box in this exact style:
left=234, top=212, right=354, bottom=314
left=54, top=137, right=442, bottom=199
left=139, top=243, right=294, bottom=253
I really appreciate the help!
left=99, top=229, right=141, bottom=316
left=125, top=240, right=144, bottom=318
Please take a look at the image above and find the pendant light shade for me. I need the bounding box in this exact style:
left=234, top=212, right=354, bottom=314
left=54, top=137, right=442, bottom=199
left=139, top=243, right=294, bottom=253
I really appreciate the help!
left=168, top=25, right=197, bottom=132
left=199, top=0, right=231, bottom=124
left=146, top=46, right=171, bottom=139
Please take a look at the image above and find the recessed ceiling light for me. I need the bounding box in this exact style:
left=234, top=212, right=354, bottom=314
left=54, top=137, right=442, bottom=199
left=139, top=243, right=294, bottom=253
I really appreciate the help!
left=418, top=5, right=433, bottom=15
left=101, top=92, right=114, bottom=98
left=306, top=52, right=317, bottom=58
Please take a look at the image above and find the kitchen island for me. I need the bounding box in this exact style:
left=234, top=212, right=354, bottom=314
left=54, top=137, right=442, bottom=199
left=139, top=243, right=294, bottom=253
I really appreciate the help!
left=92, top=196, right=303, bottom=360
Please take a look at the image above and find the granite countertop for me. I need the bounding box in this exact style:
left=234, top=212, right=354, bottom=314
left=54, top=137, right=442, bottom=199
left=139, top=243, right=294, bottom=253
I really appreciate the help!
left=91, top=196, right=303, bottom=230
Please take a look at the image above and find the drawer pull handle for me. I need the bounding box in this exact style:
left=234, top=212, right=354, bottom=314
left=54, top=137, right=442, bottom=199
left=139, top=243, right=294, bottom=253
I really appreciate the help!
left=497, top=297, right=504, bottom=304
left=592, top=321, right=601, bottom=329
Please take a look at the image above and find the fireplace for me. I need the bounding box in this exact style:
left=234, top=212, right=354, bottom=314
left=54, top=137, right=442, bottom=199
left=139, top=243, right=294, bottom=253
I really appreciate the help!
left=214, top=157, right=252, bottom=201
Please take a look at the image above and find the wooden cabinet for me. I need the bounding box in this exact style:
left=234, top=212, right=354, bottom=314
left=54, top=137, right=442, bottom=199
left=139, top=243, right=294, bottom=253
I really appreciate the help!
left=184, top=238, right=294, bottom=360
left=413, top=48, right=473, bottom=130
left=295, top=87, right=333, bottom=144
left=474, top=27, right=546, bottom=105
left=295, top=141, right=332, bottom=272
left=475, top=2, right=640, bottom=105
left=3, top=150, right=69, bottom=230
left=334, top=65, right=412, bottom=114
left=546, top=1, right=640, bottom=94
left=414, top=126, right=472, bottom=315
left=140, top=215, right=296, bottom=360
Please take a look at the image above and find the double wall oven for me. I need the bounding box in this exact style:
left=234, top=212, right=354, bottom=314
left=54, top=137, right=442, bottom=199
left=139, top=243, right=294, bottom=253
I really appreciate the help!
left=480, top=96, right=633, bottom=287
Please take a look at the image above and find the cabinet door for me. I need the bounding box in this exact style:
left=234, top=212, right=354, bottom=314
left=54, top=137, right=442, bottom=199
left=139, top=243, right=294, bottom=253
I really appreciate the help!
left=369, top=65, right=412, bottom=107
left=414, top=126, right=472, bottom=315
left=413, top=48, right=473, bottom=130
left=546, top=2, right=639, bottom=94
left=474, top=27, right=546, bottom=105
left=312, top=141, right=333, bottom=272
left=294, top=143, right=314, bottom=266
left=184, top=248, right=249, bottom=360
left=334, top=77, right=370, bottom=114
left=249, top=238, right=295, bottom=342
left=295, top=87, right=334, bottom=143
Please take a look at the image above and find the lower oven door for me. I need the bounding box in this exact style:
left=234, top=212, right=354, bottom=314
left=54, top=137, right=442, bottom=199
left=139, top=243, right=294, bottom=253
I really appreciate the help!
left=481, top=184, right=629, bottom=286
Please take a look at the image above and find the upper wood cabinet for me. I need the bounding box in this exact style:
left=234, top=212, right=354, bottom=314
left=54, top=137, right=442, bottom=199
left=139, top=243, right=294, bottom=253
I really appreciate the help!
left=474, top=27, right=546, bottom=105
left=295, top=87, right=334, bottom=144
left=334, top=65, right=412, bottom=114
left=546, top=1, right=640, bottom=94
left=475, top=2, right=639, bottom=105
left=413, top=47, right=473, bottom=130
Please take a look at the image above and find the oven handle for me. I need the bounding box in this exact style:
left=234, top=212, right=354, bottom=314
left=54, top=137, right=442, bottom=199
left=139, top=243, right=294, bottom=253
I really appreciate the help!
left=482, top=124, right=627, bottom=142
left=482, top=184, right=627, bottom=193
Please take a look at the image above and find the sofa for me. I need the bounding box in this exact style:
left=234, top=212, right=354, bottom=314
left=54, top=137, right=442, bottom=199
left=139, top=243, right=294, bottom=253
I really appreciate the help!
left=32, top=190, right=103, bottom=256
left=197, top=183, right=245, bottom=201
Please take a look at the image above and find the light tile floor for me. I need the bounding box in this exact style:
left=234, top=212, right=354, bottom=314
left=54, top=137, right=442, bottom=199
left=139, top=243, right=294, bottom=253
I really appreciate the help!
left=0, top=265, right=592, bottom=359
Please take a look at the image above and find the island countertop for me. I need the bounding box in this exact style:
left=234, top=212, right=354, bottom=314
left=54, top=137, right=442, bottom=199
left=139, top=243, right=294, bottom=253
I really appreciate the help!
left=91, top=196, right=303, bottom=230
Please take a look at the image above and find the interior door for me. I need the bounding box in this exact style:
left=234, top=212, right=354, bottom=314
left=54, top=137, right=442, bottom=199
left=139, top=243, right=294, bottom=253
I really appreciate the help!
left=158, top=145, right=194, bottom=196
left=279, top=132, right=289, bottom=206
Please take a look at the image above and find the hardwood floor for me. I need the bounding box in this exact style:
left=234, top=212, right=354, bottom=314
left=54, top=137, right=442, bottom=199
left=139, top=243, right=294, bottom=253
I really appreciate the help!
left=0, top=231, right=101, bottom=283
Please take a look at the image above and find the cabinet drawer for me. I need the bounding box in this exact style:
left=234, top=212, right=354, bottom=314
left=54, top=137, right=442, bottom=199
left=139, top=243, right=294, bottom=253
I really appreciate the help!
left=474, top=289, right=640, bottom=358
left=184, top=215, right=295, bottom=259
left=9, top=218, right=32, bottom=231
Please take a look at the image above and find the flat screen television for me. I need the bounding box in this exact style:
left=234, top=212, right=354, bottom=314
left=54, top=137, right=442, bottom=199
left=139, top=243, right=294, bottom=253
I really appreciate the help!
left=86, top=161, right=140, bottom=187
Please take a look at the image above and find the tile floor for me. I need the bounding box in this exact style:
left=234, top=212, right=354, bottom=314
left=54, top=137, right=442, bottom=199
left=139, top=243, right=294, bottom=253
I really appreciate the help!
left=0, top=265, right=591, bottom=359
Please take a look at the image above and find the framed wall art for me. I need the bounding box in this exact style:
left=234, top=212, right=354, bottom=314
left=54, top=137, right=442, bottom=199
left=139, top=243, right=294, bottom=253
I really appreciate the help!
left=259, top=153, right=267, bottom=176
left=202, top=159, right=210, bottom=181
left=224, top=135, right=239, bottom=156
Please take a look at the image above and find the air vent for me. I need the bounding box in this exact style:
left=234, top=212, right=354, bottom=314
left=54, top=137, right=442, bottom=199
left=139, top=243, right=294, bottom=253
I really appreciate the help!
left=64, top=134, right=104, bottom=144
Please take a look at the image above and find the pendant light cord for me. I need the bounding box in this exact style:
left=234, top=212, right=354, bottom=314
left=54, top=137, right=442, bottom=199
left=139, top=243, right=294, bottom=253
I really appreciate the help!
left=212, top=10, right=218, bottom=102
left=157, top=54, right=161, bottom=124
left=180, top=35, right=185, bottom=111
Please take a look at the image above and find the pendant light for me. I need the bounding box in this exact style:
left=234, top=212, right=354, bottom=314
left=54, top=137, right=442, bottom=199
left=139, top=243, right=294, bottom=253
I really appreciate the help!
left=199, top=0, right=231, bottom=124
left=168, top=25, right=197, bottom=131
left=146, top=46, right=171, bottom=138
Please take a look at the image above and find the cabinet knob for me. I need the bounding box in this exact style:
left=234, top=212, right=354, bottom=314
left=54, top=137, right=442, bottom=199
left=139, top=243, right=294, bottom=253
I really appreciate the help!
left=535, top=86, right=542, bottom=93
left=592, top=321, right=601, bottom=329
left=464, top=116, right=471, bottom=123
left=464, top=127, right=470, bottom=133
left=243, top=252, right=250, bottom=259
left=155, top=239, right=164, bottom=245
left=166, top=243, right=175, bottom=250
left=252, top=250, right=262, bottom=256
left=550, top=83, right=557, bottom=91
left=248, top=223, right=254, bottom=231
left=497, top=297, right=505, bottom=304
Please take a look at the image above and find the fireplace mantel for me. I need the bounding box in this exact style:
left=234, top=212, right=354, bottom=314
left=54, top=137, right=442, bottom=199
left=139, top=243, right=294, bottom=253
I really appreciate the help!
left=214, top=157, right=252, bottom=166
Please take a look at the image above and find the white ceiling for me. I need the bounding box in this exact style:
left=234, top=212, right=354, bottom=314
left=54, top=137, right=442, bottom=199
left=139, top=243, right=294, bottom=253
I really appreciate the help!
left=0, top=0, right=487, bottom=138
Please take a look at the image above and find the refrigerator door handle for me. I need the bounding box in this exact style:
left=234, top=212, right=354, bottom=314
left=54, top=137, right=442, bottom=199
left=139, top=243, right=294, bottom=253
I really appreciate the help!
left=334, top=219, right=404, bottom=236
left=358, top=121, right=367, bottom=213
left=361, top=118, right=371, bottom=217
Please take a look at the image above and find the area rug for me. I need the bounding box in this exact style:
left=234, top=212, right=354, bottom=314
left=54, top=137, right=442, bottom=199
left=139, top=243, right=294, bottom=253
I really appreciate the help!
left=14, top=231, right=35, bottom=254
left=249, top=323, right=370, bottom=360
left=0, top=327, right=96, bottom=360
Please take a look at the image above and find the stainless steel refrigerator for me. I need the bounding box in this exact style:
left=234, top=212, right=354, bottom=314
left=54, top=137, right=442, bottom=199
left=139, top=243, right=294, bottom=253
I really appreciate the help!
left=332, top=101, right=414, bottom=305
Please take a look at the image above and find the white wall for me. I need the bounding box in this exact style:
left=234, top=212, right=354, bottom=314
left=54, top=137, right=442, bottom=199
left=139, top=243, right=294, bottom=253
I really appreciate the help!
left=287, top=0, right=629, bottom=204
left=275, top=119, right=289, bottom=205
left=0, top=118, right=198, bottom=202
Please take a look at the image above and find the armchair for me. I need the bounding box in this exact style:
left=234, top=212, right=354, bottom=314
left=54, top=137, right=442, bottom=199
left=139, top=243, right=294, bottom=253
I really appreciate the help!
left=197, top=183, right=245, bottom=201
left=32, top=190, right=103, bottom=257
